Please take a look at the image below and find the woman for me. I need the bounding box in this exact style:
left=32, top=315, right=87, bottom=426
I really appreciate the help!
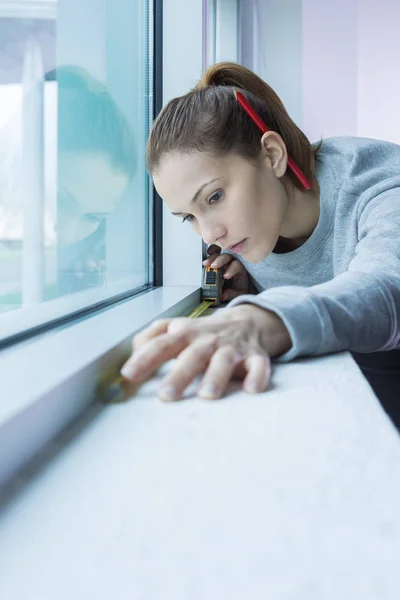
left=121, top=62, right=400, bottom=421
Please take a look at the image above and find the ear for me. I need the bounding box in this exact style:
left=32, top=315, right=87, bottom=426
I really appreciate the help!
left=260, top=131, right=288, bottom=179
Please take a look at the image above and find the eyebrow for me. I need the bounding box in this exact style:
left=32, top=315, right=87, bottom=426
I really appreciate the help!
left=171, top=177, right=221, bottom=216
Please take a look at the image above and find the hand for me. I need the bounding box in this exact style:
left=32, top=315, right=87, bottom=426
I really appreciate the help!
left=121, top=304, right=292, bottom=402
left=203, top=244, right=250, bottom=301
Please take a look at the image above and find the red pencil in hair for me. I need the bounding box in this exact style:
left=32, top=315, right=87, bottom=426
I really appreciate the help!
left=234, top=89, right=312, bottom=190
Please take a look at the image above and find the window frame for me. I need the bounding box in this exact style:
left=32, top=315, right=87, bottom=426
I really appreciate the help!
left=152, top=0, right=163, bottom=288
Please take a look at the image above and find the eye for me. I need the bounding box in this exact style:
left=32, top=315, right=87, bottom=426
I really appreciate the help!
left=181, top=190, right=223, bottom=224
left=208, top=190, right=223, bottom=205
left=181, top=214, right=194, bottom=223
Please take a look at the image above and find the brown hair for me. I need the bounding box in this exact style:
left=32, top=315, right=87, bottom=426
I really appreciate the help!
left=147, top=62, right=321, bottom=190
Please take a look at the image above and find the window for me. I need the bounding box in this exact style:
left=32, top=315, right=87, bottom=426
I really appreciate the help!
left=0, top=0, right=237, bottom=489
left=0, top=0, right=158, bottom=345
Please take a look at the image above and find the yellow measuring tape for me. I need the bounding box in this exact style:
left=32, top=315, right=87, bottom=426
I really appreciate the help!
left=187, top=299, right=215, bottom=319
left=98, top=298, right=214, bottom=404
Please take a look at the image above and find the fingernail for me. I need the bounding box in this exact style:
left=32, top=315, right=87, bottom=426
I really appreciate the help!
left=210, top=261, right=218, bottom=268
left=158, top=384, right=178, bottom=402
left=120, top=361, right=139, bottom=379
left=199, top=384, right=217, bottom=398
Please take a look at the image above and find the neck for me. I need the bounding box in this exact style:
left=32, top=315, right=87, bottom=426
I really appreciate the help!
left=280, top=176, right=320, bottom=241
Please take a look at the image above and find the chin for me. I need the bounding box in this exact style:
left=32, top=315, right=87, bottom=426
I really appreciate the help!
left=246, top=245, right=271, bottom=264
left=247, top=256, right=263, bottom=264
left=243, top=252, right=260, bottom=264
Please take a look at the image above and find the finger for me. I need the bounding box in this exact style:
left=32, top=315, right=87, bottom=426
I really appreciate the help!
left=198, top=346, right=242, bottom=399
left=134, top=317, right=198, bottom=351
left=243, top=354, right=272, bottom=393
left=210, top=253, right=234, bottom=269
left=210, top=253, right=233, bottom=269
left=158, top=334, right=218, bottom=401
left=223, top=260, right=245, bottom=279
left=121, top=330, right=188, bottom=382
left=167, top=317, right=198, bottom=336
left=203, top=252, right=234, bottom=268
left=132, top=318, right=172, bottom=351
left=202, top=252, right=220, bottom=266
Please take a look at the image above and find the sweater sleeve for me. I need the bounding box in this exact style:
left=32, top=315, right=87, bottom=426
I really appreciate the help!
left=226, top=189, right=400, bottom=362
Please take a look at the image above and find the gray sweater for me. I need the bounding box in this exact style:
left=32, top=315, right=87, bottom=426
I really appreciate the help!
left=228, top=136, right=400, bottom=363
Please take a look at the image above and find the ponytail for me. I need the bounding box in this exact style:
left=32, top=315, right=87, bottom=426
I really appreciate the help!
left=147, top=62, right=320, bottom=190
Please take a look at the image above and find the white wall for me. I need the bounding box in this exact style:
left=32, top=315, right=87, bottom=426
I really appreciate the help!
left=216, top=0, right=239, bottom=63
left=303, top=0, right=400, bottom=144
left=238, top=0, right=255, bottom=72
left=252, top=0, right=303, bottom=128
left=301, top=0, right=358, bottom=142
left=241, top=0, right=400, bottom=145
left=357, top=0, right=400, bottom=144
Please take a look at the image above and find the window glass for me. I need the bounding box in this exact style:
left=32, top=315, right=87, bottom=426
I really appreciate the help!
left=0, top=0, right=152, bottom=337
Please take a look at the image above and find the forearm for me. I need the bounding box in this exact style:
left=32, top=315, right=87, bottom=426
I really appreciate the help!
left=227, top=270, right=400, bottom=362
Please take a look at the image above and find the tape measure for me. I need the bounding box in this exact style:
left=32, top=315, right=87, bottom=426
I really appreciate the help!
left=99, top=256, right=224, bottom=403
left=188, top=262, right=225, bottom=318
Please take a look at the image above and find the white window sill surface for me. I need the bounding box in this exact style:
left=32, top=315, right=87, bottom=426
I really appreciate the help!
left=1, top=351, right=400, bottom=599
left=0, top=285, right=200, bottom=486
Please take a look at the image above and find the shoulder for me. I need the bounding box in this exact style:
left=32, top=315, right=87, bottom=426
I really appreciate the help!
left=316, top=135, right=400, bottom=164
left=316, top=136, right=400, bottom=200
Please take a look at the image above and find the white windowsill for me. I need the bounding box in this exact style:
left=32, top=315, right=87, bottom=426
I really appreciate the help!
left=0, top=285, right=199, bottom=487
left=1, top=350, right=400, bottom=599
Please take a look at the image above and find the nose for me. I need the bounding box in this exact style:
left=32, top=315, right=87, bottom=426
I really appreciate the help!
left=199, top=219, right=227, bottom=247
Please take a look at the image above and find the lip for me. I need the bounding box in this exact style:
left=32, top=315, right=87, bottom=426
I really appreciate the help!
left=227, top=238, right=247, bottom=253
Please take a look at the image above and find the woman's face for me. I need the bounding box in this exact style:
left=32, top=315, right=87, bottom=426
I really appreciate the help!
left=153, top=146, right=289, bottom=264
